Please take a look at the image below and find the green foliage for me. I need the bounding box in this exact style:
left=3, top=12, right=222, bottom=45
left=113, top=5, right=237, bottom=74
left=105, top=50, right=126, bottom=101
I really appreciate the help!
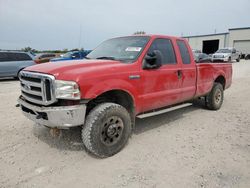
left=20, top=46, right=85, bottom=54
left=133, top=31, right=146, bottom=35
left=21, top=47, right=38, bottom=53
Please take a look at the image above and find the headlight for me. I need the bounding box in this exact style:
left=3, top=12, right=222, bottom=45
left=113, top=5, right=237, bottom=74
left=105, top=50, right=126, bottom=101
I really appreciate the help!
left=55, top=80, right=81, bottom=100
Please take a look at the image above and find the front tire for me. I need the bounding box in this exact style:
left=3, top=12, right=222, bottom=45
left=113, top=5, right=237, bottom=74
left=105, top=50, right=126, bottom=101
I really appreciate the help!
left=236, top=56, right=240, bottom=62
left=206, top=83, right=224, bottom=110
left=82, top=103, right=132, bottom=158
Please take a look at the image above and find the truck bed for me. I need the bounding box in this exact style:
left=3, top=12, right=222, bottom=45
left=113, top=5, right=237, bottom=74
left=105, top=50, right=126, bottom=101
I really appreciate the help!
left=195, top=62, right=232, bottom=97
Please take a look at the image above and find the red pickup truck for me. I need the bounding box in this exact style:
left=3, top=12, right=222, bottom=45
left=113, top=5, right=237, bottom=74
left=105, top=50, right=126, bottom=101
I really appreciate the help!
left=18, top=35, right=232, bottom=157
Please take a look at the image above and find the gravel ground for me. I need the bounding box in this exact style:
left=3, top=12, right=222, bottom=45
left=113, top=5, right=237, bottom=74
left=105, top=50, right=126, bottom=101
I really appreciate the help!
left=0, top=60, right=250, bottom=188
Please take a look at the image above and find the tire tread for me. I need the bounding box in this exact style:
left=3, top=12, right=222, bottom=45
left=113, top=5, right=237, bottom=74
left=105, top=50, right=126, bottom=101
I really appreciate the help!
left=82, top=103, right=131, bottom=158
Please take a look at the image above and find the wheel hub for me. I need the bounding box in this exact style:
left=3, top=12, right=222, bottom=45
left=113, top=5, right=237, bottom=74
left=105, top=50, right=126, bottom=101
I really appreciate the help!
left=107, top=124, right=118, bottom=137
left=101, top=116, right=124, bottom=146
left=215, top=90, right=222, bottom=104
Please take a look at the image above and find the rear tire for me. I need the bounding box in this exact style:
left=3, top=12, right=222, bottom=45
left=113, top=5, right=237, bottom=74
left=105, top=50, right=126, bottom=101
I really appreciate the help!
left=236, top=56, right=240, bottom=62
left=82, top=103, right=132, bottom=158
left=206, top=83, right=224, bottom=110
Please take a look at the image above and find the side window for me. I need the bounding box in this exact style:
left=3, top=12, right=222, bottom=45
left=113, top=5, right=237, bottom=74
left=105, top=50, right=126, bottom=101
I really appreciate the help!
left=7, top=53, right=17, bottom=61
left=177, top=40, right=191, bottom=64
left=16, top=53, right=32, bottom=61
left=147, top=38, right=176, bottom=64
left=0, top=52, right=31, bottom=61
left=72, top=52, right=80, bottom=59
left=0, top=52, right=8, bottom=62
left=49, top=54, right=55, bottom=58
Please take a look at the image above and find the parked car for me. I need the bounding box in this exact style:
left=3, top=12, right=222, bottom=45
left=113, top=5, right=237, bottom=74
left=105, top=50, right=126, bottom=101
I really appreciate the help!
left=34, top=53, right=57, bottom=64
left=195, top=53, right=212, bottom=63
left=192, top=49, right=202, bottom=57
left=192, top=50, right=211, bottom=63
left=245, top=54, right=250, bottom=60
left=0, top=51, right=35, bottom=79
left=212, top=48, right=241, bottom=62
left=18, top=35, right=232, bottom=158
left=50, top=50, right=91, bottom=62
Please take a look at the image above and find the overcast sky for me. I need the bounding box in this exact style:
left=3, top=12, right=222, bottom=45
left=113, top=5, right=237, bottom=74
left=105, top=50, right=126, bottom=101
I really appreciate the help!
left=0, top=0, right=249, bottom=50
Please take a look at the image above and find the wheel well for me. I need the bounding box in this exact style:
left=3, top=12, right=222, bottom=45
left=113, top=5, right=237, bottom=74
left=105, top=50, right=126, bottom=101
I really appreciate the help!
left=86, top=90, right=135, bottom=123
left=17, top=68, right=24, bottom=77
left=215, top=76, right=225, bottom=89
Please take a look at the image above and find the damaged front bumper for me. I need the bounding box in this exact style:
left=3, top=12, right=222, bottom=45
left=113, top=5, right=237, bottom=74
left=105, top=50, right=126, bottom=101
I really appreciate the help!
left=18, top=97, right=86, bottom=129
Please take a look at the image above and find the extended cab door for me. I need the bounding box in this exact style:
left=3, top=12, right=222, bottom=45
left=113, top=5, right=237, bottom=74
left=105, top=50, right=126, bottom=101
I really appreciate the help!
left=140, top=38, right=182, bottom=112
left=176, top=39, right=196, bottom=101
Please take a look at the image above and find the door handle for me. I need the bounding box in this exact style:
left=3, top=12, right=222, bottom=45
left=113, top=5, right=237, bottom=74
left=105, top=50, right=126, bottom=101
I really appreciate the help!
left=177, top=70, right=182, bottom=79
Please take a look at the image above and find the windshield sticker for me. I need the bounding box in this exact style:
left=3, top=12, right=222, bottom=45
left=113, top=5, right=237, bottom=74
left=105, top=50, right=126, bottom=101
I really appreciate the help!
left=125, top=47, right=142, bottom=52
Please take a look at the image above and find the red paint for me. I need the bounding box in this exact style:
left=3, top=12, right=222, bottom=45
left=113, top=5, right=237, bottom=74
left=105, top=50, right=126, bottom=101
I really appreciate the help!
left=25, top=35, right=232, bottom=114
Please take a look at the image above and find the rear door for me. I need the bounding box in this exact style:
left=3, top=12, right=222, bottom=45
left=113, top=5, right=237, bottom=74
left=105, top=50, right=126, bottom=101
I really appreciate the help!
left=141, top=38, right=182, bottom=112
left=0, top=52, right=10, bottom=77
left=176, top=40, right=196, bottom=101
left=1, top=52, right=34, bottom=77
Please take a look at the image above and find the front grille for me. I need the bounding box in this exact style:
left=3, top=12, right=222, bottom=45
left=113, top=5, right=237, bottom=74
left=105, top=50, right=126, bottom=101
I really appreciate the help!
left=214, top=55, right=224, bottom=58
left=19, top=71, right=57, bottom=105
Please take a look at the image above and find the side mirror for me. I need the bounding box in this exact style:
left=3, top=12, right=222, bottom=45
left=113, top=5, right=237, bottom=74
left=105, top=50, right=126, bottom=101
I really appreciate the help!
left=143, top=50, right=163, bottom=70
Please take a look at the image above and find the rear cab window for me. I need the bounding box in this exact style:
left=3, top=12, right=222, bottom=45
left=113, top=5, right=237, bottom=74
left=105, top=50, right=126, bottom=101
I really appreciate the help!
left=177, top=40, right=191, bottom=64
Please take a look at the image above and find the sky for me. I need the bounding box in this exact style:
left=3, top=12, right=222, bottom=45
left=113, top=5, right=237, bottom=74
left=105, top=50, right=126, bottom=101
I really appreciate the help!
left=0, top=0, right=250, bottom=51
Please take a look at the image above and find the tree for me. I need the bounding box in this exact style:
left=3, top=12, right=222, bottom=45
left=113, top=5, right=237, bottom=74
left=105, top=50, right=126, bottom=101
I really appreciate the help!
left=21, top=47, right=38, bottom=53
left=133, top=31, right=146, bottom=35
left=21, top=47, right=32, bottom=52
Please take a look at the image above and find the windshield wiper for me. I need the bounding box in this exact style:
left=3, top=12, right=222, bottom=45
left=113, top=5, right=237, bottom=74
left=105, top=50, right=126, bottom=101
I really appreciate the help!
left=96, top=56, right=116, bottom=60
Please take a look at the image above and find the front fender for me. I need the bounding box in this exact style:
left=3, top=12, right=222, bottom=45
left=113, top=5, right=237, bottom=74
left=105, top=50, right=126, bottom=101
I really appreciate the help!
left=82, top=78, right=141, bottom=112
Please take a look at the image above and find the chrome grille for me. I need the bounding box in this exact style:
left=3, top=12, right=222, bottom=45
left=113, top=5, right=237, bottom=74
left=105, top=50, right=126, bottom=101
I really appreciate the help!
left=19, top=71, right=57, bottom=105
left=214, top=55, right=224, bottom=58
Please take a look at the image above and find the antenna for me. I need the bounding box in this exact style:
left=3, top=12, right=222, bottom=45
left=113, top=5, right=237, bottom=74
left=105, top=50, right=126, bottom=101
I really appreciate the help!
left=78, top=24, right=82, bottom=49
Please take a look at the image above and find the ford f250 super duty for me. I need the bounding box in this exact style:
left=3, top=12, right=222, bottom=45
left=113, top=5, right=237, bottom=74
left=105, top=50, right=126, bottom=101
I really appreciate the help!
left=17, top=35, right=232, bottom=158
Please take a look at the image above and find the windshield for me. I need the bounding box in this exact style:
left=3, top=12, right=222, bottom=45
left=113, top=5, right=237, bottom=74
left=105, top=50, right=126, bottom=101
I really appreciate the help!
left=86, top=36, right=150, bottom=61
left=61, top=52, right=73, bottom=58
left=216, top=49, right=231, bottom=53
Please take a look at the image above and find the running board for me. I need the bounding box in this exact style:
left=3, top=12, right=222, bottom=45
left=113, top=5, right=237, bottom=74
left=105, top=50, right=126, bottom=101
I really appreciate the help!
left=136, top=103, right=192, bottom=119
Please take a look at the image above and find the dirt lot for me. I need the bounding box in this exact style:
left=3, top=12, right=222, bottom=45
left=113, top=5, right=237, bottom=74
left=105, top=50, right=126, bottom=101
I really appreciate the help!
left=1, top=60, right=250, bottom=188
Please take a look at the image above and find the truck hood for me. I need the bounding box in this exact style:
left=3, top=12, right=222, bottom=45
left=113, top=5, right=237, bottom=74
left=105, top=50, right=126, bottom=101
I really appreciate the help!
left=24, top=59, right=129, bottom=80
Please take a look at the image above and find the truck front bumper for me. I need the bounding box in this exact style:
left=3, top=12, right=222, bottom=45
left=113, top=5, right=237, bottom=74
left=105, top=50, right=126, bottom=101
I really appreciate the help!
left=18, top=97, right=86, bottom=129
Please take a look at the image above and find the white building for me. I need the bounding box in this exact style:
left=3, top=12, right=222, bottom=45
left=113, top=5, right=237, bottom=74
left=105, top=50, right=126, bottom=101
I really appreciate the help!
left=184, top=27, right=250, bottom=58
